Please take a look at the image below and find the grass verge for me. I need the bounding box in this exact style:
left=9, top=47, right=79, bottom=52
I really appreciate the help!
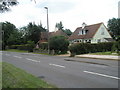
left=4, top=49, right=52, bottom=56
left=4, top=49, right=28, bottom=53
left=2, top=62, right=56, bottom=88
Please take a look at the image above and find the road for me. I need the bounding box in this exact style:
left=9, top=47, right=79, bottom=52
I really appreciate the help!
left=1, top=51, right=119, bottom=88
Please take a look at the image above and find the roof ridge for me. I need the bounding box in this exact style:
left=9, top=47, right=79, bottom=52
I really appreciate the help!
left=86, top=22, right=103, bottom=27
left=76, top=22, right=103, bottom=29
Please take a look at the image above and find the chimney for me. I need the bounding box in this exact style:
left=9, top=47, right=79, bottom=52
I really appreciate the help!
left=82, top=22, right=87, bottom=29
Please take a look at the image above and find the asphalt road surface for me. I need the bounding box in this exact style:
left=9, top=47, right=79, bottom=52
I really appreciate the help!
left=1, top=51, right=119, bottom=88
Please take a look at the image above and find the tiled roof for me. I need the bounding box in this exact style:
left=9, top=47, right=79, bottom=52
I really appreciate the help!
left=69, top=23, right=102, bottom=40
left=50, top=30, right=69, bottom=38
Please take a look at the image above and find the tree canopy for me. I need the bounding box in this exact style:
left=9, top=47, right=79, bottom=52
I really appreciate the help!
left=49, top=36, right=69, bottom=54
left=107, top=18, right=120, bottom=40
left=0, top=0, right=18, bottom=13
left=55, top=21, right=72, bottom=36
left=1, top=21, right=22, bottom=49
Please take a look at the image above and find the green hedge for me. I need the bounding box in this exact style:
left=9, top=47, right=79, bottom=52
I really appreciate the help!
left=39, top=42, right=48, bottom=50
left=69, top=42, right=115, bottom=56
left=8, top=44, right=34, bottom=52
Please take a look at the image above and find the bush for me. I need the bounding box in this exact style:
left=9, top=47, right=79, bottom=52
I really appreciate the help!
left=69, top=42, right=115, bottom=55
left=49, top=36, right=69, bottom=54
left=39, top=42, right=48, bottom=50
left=8, top=41, right=35, bottom=52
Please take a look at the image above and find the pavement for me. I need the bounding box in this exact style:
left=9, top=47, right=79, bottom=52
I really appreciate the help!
left=58, top=54, right=119, bottom=60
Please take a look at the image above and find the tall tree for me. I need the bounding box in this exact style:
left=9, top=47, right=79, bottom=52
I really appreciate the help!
left=0, top=0, right=36, bottom=13
left=0, top=0, right=18, bottom=13
left=23, top=22, right=46, bottom=44
left=55, top=21, right=64, bottom=30
left=64, top=29, right=72, bottom=36
left=107, top=18, right=120, bottom=39
left=1, top=22, right=22, bottom=49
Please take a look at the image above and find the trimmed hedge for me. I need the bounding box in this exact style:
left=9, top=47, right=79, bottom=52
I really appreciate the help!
left=8, top=44, right=34, bottom=52
left=69, top=42, right=115, bottom=56
left=39, top=42, right=48, bottom=50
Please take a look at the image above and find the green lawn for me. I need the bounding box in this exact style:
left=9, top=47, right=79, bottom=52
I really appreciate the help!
left=4, top=49, right=51, bottom=56
left=2, top=62, right=56, bottom=88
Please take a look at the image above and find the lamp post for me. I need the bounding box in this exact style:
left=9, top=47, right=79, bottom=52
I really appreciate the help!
left=44, top=7, right=50, bottom=54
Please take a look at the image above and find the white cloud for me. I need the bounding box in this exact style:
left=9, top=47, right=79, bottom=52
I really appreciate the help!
left=0, top=0, right=119, bottom=32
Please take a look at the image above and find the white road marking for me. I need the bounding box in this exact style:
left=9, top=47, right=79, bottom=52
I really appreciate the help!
left=13, top=56, right=22, bottom=58
left=84, top=71, right=120, bottom=80
left=26, top=58, right=40, bottom=63
left=49, top=63, right=65, bottom=68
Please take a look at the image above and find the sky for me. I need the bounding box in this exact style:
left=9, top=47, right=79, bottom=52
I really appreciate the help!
left=0, top=0, right=119, bottom=32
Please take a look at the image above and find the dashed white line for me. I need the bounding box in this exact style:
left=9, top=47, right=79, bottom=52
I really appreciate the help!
left=13, top=56, right=22, bottom=59
left=26, top=58, right=40, bottom=63
left=84, top=71, right=120, bottom=80
left=49, top=63, right=65, bottom=68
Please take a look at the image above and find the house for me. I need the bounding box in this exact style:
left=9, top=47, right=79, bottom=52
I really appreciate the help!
left=49, top=30, right=69, bottom=38
left=69, top=22, right=114, bottom=44
left=38, top=29, right=69, bottom=43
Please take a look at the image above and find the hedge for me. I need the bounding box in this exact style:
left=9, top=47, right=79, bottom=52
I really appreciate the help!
left=8, top=44, right=34, bottom=52
left=69, top=42, right=115, bottom=56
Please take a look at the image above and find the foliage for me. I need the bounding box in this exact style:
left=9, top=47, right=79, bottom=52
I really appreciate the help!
left=55, top=21, right=64, bottom=30
left=69, top=42, right=115, bottom=56
left=64, top=29, right=72, bottom=36
left=0, top=0, right=18, bottom=13
left=1, top=22, right=22, bottom=49
left=39, top=42, right=48, bottom=50
left=21, top=22, right=46, bottom=44
left=107, top=18, right=120, bottom=39
left=112, top=40, right=120, bottom=54
left=55, top=21, right=72, bottom=36
left=49, top=36, right=69, bottom=54
left=8, top=41, right=35, bottom=52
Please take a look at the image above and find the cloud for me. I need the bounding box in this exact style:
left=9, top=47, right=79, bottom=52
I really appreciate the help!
left=0, top=0, right=119, bottom=32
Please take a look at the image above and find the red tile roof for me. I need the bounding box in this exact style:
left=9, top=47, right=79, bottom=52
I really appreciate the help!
left=69, top=23, right=102, bottom=40
left=49, top=30, right=69, bottom=38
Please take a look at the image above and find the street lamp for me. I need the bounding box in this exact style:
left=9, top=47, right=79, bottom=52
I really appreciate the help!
left=44, top=7, right=50, bottom=54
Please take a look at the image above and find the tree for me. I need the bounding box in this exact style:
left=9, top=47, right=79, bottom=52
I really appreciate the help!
left=0, top=0, right=36, bottom=13
left=49, top=36, right=69, bottom=54
left=22, top=22, right=46, bottom=44
left=55, top=21, right=72, bottom=36
left=0, top=0, right=18, bottom=13
left=107, top=18, right=120, bottom=39
left=55, top=21, right=64, bottom=30
left=1, top=22, right=22, bottom=49
left=64, top=29, right=72, bottom=36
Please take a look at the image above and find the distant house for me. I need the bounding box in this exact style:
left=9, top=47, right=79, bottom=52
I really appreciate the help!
left=49, top=30, right=69, bottom=38
left=38, top=29, right=69, bottom=44
left=69, top=22, right=114, bottom=44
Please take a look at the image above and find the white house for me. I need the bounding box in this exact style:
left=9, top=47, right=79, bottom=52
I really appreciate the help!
left=69, top=22, right=114, bottom=44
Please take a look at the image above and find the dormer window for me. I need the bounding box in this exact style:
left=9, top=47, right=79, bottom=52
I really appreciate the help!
left=79, top=29, right=88, bottom=35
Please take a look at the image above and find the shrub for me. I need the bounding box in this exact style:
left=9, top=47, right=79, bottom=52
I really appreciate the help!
left=8, top=41, right=35, bottom=52
left=39, top=42, right=48, bottom=50
left=69, top=42, right=115, bottom=55
left=49, top=36, right=69, bottom=54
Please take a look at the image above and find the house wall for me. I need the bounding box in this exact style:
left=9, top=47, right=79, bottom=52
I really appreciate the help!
left=91, top=24, right=112, bottom=43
